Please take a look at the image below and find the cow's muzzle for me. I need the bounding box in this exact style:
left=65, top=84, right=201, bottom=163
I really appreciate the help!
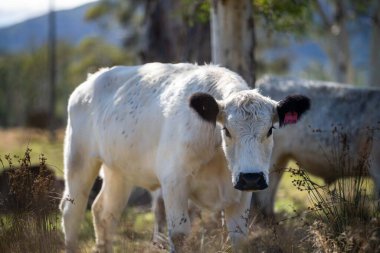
left=234, top=172, right=268, bottom=191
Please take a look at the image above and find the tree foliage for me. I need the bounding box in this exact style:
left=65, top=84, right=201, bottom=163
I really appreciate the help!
left=254, top=0, right=311, bottom=34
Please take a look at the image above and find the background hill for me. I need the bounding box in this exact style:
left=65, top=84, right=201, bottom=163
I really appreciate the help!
left=0, top=2, right=124, bottom=52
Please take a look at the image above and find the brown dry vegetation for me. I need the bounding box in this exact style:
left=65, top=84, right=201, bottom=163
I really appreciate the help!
left=0, top=146, right=63, bottom=252
left=0, top=128, right=379, bottom=252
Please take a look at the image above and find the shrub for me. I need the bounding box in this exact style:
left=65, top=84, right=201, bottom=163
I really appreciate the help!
left=0, top=148, right=63, bottom=252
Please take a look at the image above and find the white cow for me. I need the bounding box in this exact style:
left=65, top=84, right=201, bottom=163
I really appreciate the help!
left=60, top=63, right=310, bottom=252
left=253, top=76, right=380, bottom=217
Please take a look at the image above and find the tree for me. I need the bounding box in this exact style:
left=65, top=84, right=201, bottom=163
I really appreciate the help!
left=313, top=0, right=354, bottom=84
left=86, top=0, right=211, bottom=63
left=256, top=0, right=380, bottom=86
left=211, top=0, right=256, bottom=87
left=368, top=1, right=380, bottom=87
left=87, top=0, right=309, bottom=87
left=87, top=0, right=379, bottom=87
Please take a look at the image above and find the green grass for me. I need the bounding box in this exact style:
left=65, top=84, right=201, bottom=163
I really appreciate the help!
left=77, top=209, right=163, bottom=253
left=274, top=161, right=325, bottom=213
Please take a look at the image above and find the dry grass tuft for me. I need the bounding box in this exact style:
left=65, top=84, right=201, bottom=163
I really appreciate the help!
left=0, top=147, right=63, bottom=253
left=287, top=126, right=380, bottom=253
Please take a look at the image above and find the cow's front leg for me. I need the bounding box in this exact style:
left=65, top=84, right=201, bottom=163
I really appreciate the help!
left=225, top=192, right=252, bottom=251
left=161, top=176, right=191, bottom=253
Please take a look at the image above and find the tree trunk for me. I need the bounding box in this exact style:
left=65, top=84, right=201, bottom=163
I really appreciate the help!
left=141, top=0, right=211, bottom=63
left=211, top=0, right=256, bottom=88
left=325, top=26, right=354, bottom=84
left=369, top=3, right=380, bottom=87
left=333, top=0, right=354, bottom=84
left=315, top=0, right=354, bottom=84
left=141, top=0, right=179, bottom=62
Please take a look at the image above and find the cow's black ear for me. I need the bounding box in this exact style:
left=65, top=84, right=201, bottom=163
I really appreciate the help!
left=189, top=92, right=220, bottom=124
left=277, top=95, right=310, bottom=127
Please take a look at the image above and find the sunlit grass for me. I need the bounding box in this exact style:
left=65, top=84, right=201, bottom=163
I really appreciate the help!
left=77, top=208, right=164, bottom=253
left=274, top=160, right=324, bottom=213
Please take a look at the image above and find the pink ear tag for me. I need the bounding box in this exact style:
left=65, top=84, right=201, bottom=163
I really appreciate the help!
left=284, top=112, right=298, bottom=124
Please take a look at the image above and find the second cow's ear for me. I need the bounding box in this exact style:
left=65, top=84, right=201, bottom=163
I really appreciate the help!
left=189, top=92, right=221, bottom=125
left=277, top=95, right=310, bottom=127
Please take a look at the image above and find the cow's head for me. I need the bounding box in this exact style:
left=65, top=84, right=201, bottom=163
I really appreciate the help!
left=190, top=90, right=310, bottom=191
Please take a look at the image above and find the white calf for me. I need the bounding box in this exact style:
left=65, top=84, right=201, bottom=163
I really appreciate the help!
left=253, top=76, right=380, bottom=217
left=60, top=63, right=309, bottom=252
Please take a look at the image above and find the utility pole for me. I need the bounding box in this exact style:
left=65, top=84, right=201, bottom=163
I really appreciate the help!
left=48, top=0, right=56, bottom=140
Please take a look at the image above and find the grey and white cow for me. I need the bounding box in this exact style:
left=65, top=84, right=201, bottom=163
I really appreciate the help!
left=60, top=63, right=309, bottom=252
left=252, top=76, right=380, bottom=217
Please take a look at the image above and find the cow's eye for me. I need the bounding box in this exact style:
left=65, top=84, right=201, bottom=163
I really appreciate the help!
left=267, top=126, right=275, bottom=137
left=223, top=126, right=231, bottom=138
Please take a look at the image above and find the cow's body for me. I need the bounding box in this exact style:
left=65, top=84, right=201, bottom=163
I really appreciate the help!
left=60, top=63, right=309, bottom=252
left=254, top=76, right=380, bottom=216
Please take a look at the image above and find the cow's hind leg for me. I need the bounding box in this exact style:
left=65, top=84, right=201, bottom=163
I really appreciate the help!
left=92, top=166, right=132, bottom=253
left=60, top=148, right=101, bottom=252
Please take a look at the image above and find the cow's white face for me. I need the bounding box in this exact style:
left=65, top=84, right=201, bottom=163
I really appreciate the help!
left=190, top=90, right=310, bottom=191
left=220, top=91, right=276, bottom=190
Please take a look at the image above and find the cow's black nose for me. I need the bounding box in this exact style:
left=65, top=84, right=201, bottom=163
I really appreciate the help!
left=234, top=172, right=268, bottom=191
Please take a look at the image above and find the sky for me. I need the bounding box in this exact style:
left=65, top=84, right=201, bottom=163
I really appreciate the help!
left=0, top=0, right=98, bottom=28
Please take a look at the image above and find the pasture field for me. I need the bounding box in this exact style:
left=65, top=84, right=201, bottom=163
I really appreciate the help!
left=0, top=128, right=378, bottom=252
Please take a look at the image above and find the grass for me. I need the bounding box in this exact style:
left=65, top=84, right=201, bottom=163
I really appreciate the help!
left=77, top=209, right=165, bottom=253
left=0, top=128, right=379, bottom=252
left=274, top=161, right=321, bottom=213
